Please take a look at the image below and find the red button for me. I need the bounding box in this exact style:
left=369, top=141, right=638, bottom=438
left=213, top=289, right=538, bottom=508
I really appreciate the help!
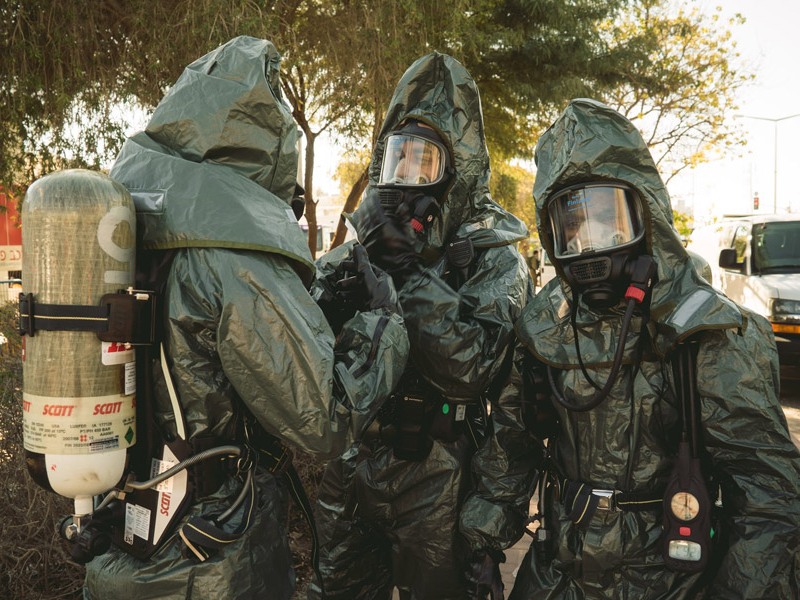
left=679, top=527, right=691, bottom=537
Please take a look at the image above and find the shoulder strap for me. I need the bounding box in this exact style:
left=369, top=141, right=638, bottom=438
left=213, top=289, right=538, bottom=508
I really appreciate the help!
left=671, top=341, right=701, bottom=457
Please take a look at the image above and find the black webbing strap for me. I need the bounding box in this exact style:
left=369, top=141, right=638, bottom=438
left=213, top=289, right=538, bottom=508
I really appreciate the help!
left=19, top=291, right=156, bottom=343
left=561, top=479, right=663, bottom=529
left=178, top=453, right=324, bottom=597
left=562, top=481, right=600, bottom=530
left=283, top=463, right=325, bottom=597
left=19, top=293, right=109, bottom=334
left=177, top=440, right=323, bottom=592
left=178, top=471, right=258, bottom=562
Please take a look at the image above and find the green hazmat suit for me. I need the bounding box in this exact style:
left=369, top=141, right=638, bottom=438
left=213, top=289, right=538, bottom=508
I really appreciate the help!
left=83, top=36, right=409, bottom=600
left=511, top=98, right=800, bottom=599
left=307, top=52, right=537, bottom=599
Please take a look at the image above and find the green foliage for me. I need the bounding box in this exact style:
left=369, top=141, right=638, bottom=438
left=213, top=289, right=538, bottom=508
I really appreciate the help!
left=458, top=0, right=631, bottom=160
left=672, top=208, right=693, bottom=238
left=601, top=1, right=751, bottom=182
left=490, top=160, right=536, bottom=233
left=0, top=0, right=752, bottom=243
left=0, top=0, right=286, bottom=189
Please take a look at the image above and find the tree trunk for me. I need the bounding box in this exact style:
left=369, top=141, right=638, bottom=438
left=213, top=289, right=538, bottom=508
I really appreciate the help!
left=304, top=130, right=318, bottom=258
left=330, top=165, right=369, bottom=250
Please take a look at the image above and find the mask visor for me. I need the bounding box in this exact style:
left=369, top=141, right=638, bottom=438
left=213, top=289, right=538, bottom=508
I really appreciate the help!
left=379, top=134, right=445, bottom=186
left=549, top=184, right=644, bottom=258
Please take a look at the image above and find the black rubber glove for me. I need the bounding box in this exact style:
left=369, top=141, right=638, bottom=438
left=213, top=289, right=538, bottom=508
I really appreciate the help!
left=467, top=549, right=505, bottom=600
left=313, top=272, right=356, bottom=336
left=352, top=190, right=418, bottom=286
left=337, top=244, right=400, bottom=314
left=314, top=244, right=400, bottom=335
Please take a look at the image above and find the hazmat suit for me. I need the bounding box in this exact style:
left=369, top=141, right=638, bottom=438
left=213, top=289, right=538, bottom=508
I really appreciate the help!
left=83, top=36, right=409, bottom=600
left=511, top=98, right=800, bottom=599
left=307, top=52, right=537, bottom=600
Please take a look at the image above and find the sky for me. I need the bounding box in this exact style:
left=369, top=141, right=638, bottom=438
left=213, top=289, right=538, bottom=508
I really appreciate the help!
left=670, top=0, right=800, bottom=223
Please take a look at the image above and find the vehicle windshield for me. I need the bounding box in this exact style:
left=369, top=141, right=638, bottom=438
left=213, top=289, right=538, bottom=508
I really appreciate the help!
left=752, top=221, right=800, bottom=273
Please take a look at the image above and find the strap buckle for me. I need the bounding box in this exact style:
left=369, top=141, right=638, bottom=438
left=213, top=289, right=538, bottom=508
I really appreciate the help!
left=98, top=289, right=157, bottom=344
left=592, top=488, right=619, bottom=511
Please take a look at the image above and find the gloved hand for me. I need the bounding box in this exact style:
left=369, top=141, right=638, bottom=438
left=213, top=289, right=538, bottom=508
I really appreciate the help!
left=352, top=190, right=418, bottom=286
left=314, top=244, right=401, bottom=335
left=336, top=244, right=400, bottom=314
left=313, top=273, right=356, bottom=336
left=466, top=549, right=505, bottom=600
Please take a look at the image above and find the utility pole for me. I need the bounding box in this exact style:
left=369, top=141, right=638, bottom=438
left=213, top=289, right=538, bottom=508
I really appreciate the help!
left=736, top=113, right=800, bottom=213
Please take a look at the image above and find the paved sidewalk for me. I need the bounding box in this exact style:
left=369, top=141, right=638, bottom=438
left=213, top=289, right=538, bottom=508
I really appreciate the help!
left=500, top=528, right=532, bottom=592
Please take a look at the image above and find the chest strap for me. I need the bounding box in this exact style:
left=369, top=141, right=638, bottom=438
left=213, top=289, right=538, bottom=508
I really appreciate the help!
left=561, top=478, right=663, bottom=529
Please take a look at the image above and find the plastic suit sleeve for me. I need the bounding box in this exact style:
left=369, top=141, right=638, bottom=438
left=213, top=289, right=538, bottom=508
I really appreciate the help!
left=460, top=342, right=541, bottom=552
left=398, top=246, right=525, bottom=401
left=183, top=249, right=408, bottom=460
left=696, top=319, right=800, bottom=599
left=397, top=245, right=537, bottom=551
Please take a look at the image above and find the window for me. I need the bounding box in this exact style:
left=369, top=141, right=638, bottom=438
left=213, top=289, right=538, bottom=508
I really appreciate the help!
left=732, top=225, right=749, bottom=263
left=752, top=222, right=800, bottom=272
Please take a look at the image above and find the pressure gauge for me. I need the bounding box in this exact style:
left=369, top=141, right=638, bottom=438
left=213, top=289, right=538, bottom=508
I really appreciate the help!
left=670, top=491, right=700, bottom=521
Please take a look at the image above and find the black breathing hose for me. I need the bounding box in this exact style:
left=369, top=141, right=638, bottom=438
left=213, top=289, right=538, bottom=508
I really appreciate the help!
left=548, top=297, right=637, bottom=412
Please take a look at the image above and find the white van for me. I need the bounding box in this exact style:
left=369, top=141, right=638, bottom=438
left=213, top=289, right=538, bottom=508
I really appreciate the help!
left=712, top=214, right=800, bottom=377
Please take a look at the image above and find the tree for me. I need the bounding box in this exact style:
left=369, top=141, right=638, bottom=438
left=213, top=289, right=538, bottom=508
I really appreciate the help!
left=490, top=161, right=536, bottom=234
left=600, top=1, right=752, bottom=183
left=274, top=3, right=365, bottom=257
left=459, top=0, right=633, bottom=161
left=0, top=0, right=752, bottom=253
left=0, top=0, right=292, bottom=189
left=672, top=208, right=693, bottom=239
left=329, top=0, right=636, bottom=246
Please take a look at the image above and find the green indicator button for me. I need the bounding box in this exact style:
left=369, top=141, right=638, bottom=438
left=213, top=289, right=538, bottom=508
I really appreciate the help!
left=442, top=403, right=450, bottom=415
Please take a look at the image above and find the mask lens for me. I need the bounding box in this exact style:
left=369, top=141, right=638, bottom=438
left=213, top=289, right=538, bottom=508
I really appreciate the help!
left=379, top=134, right=444, bottom=186
left=549, top=185, right=644, bottom=258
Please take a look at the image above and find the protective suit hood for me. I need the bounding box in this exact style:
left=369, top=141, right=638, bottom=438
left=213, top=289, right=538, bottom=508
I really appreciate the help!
left=531, top=99, right=742, bottom=355
left=354, top=52, right=527, bottom=253
left=110, top=36, right=314, bottom=285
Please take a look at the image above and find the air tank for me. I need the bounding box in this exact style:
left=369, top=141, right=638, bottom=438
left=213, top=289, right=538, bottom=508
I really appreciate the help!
left=21, top=169, right=136, bottom=517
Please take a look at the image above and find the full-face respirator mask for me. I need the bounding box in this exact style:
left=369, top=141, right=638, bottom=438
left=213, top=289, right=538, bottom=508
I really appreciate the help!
left=548, top=182, right=653, bottom=310
left=545, top=182, right=658, bottom=412
left=377, top=120, right=453, bottom=235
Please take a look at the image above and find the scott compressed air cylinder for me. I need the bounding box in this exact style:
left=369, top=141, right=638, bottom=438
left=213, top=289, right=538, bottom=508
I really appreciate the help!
left=21, top=169, right=136, bottom=516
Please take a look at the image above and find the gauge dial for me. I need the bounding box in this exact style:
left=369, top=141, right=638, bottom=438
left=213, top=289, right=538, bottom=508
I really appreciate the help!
left=670, top=491, right=700, bottom=521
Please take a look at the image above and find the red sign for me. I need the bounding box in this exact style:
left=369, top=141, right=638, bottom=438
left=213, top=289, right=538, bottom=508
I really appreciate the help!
left=0, top=191, right=21, bottom=246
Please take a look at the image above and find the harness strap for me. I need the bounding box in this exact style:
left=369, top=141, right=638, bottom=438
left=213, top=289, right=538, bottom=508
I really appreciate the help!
left=179, top=470, right=258, bottom=562
left=19, top=291, right=157, bottom=343
left=176, top=439, right=323, bottom=591
left=19, top=293, right=108, bottom=333
left=561, top=478, right=663, bottom=529
left=282, top=463, right=325, bottom=596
